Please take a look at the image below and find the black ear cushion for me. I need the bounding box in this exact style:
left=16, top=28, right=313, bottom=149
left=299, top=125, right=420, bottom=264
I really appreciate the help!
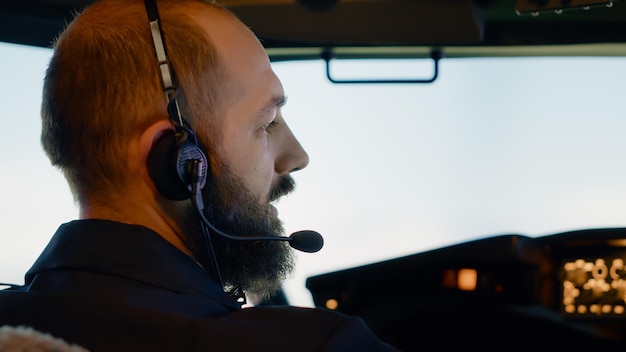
left=147, top=131, right=209, bottom=200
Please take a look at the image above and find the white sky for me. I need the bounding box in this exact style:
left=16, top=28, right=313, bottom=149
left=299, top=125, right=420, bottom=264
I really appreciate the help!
left=2, top=41, right=626, bottom=307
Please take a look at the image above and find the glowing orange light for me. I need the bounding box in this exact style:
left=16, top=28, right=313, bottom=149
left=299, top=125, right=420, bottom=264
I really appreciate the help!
left=325, top=299, right=339, bottom=310
left=457, top=268, right=477, bottom=291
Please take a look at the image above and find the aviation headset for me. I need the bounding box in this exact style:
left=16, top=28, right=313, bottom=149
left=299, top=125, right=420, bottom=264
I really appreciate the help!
left=144, top=0, right=209, bottom=201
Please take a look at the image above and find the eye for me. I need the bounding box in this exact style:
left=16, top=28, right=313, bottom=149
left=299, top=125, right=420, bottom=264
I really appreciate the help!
left=262, top=121, right=278, bottom=134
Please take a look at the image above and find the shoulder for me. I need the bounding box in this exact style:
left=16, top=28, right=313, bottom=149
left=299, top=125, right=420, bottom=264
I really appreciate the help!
left=217, top=306, right=399, bottom=351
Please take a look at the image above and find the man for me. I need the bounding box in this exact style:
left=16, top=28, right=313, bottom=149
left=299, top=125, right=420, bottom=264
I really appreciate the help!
left=0, top=0, right=397, bottom=350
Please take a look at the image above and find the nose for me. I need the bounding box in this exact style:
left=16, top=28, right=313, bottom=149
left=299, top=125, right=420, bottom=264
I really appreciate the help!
left=273, top=120, right=309, bottom=175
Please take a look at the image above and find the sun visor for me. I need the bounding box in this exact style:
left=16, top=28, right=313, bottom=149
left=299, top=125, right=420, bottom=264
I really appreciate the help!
left=221, top=0, right=485, bottom=46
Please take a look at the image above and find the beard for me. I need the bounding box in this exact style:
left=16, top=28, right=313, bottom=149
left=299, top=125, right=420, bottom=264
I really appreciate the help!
left=183, top=162, right=297, bottom=300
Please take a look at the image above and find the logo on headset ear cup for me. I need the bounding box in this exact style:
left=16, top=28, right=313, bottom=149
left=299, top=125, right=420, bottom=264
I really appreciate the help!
left=147, top=130, right=209, bottom=200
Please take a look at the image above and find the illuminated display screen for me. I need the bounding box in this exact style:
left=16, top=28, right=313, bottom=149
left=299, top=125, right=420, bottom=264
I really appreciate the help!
left=561, top=257, right=626, bottom=317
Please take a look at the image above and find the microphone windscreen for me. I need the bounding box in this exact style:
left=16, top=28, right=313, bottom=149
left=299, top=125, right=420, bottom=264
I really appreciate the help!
left=288, top=230, right=324, bottom=253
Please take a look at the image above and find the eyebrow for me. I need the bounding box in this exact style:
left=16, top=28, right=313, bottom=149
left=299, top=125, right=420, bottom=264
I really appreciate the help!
left=256, top=95, right=287, bottom=119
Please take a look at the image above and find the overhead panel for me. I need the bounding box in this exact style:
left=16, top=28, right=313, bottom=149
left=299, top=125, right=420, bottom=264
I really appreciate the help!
left=221, top=0, right=485, bottom=46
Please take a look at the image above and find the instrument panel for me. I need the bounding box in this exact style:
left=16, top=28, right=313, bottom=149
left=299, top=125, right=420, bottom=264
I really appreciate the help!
left=306, top=228, right=626, bottom=350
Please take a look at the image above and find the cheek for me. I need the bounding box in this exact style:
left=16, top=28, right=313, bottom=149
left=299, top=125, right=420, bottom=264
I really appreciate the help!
left=221, top=134, right=274, bottom=200
left=246, top=150, right=275, bottom=200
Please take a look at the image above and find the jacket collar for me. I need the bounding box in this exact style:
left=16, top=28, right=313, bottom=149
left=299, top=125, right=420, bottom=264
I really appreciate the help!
left=25, top=219, right=241, bottom=310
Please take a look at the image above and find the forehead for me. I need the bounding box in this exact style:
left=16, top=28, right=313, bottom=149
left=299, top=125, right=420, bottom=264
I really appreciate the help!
left=191, top=6, right=277, bottom=84
left=189, top=5, right=285, bottom=116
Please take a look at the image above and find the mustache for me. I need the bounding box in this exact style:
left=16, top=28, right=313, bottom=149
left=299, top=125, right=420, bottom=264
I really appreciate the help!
left=268, top=175, right=296, bottom=203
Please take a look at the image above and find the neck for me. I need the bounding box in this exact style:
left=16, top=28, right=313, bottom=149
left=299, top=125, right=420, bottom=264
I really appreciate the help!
left=79, top=195, right=195, bottom=259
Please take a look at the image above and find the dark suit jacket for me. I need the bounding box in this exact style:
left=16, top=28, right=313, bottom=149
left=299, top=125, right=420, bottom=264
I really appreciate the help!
left=0, top=219, right=398, bottom=351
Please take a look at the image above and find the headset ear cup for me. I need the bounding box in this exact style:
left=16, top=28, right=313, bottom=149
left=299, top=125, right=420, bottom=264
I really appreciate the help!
left=148, top=131, right=189, bottom=200
left=148, top=130, right=209, bottom=200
